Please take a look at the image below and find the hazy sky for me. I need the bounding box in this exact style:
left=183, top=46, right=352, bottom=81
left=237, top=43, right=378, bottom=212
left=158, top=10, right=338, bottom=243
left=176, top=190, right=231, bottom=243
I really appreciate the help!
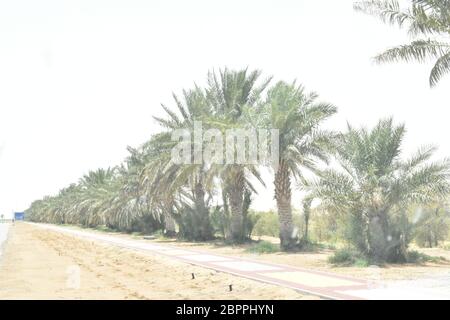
left=1, top=0, right=449, bottom=216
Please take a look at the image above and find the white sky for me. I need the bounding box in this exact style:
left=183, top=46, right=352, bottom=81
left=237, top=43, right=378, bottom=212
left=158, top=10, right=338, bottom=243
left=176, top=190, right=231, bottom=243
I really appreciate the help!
left=1, top=0, right=449, bottom=217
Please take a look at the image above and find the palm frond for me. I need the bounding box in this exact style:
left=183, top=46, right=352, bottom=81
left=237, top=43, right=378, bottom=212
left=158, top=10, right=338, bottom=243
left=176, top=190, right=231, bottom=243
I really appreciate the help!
left=429, top=51, right=450, bottom=86
left=375, top=39, right=449, bottom=64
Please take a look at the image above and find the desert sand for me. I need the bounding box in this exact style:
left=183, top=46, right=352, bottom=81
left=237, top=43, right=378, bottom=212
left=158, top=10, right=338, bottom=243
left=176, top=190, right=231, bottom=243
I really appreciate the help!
left=0, top=223, right=317, bottom=300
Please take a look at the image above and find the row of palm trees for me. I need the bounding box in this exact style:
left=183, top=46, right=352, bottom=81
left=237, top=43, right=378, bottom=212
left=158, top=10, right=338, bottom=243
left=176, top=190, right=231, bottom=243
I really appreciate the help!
left=26, top=68, right=450, bottom=261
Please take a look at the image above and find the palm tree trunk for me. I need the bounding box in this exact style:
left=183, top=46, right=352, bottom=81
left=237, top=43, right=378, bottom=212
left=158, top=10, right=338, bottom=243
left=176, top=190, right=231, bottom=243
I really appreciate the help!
left=368, top=212, right=406, bottom=262
left=229, top=188, right=244, bottom=242
left=275, top=160, right=297, bottom=251
left=368, top=214, right=388, bottom=262
left=228, top=170, right=245, bottom=243
left=302, top=197, right=313, bottom=245
left=163, top=198, right=177, bottom=237
left=194, top=181, right=213, bottom=240
left=163, top=211, right=177, bottom=236
left=221, top=188, right=230, bottom=238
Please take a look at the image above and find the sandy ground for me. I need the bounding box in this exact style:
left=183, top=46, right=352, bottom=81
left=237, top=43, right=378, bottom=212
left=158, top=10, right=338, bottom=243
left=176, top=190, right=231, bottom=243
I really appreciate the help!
left=0, top=224, right=10, bottom=259
left=0, top=223, right=317, bottom=300
left=45, top=224, right=450, bottom=281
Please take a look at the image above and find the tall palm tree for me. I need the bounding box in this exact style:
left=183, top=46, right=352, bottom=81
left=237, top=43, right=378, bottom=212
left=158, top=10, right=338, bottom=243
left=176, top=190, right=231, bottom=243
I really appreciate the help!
left=310, top=118, right=450, bottom=262
left=104, top=147, right=158, bottom=232
left=257, top=81, right=337, bottom=250
left=151, top=88, right=216, bottom=240
left=140, top=133, right=179, bottom=236
left=205, top=68, right=271, bottom=243
left=354, top=0, right=450, bottom=86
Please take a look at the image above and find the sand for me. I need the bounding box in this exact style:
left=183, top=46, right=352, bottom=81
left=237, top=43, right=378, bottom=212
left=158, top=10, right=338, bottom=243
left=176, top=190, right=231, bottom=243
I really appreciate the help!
left=0, top=223, right=10, bottom=259
left=0, top=223, right=317, bottom=300
left=27, top=223, right=450, bottom=282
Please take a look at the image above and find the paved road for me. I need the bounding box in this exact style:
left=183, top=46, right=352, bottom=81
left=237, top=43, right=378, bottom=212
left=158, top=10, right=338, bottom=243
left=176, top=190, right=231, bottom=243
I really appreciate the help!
left=25, top=223, right=450, bottom=300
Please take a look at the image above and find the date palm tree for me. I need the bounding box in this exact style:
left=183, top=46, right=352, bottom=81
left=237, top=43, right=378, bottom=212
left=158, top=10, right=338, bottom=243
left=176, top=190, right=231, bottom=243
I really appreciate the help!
left=354, top=0, right=450, bottom=86
left=205, top=68, right=271, bottom=242
left=104, top=146, right=158, bottom=232
left=310, top=118, right=450, bottom=262
left=140, top=133, right=179, bottom=236
left=256, top=81, right=337, bottom=250
left=151, top=88, right=215, bottom=240
left=75, top=168, right=118, bottom=227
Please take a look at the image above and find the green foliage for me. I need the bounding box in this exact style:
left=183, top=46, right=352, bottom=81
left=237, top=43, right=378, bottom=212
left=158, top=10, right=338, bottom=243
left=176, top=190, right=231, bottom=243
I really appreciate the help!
left=176, top=205, right=215, bottom=241
left=250, top=209, right=310, bottom=240
left=210, top=206, right=230, bottom=238
left=94, top=225, right=116, bottom=233
left=252, top=210, right=280, bottom=237
left=328, top=248, right=368, bottom=266
left=343, top=212, right=370, bottom=255
left=354, top=0, right=450, bottom=86
left=246, top=241, right=279, bottom=254
left=244, top=211, right=260, bottom=239
left=311, top=118, right=450, bottom=262
left=309, top=208, right=341, bottom=243
left=330, top=247, right=445, bottom=266
left=406, top=250, right=446, bottom=263
left=413, top=204, right=450, bottom=247
left=354, top=258, right=370, bottom=267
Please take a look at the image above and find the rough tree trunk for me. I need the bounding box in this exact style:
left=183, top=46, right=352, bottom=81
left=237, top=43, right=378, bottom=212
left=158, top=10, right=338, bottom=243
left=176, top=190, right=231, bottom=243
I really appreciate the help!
left=368, top=212, right=406, bottom=263
left=228, top=170, right=245, bottom=243
left=163, top=198, right=177, bottom=237
left=163, top=212, right=177, bottom=237
left=194, top=181, right=214, bottom=240
left=302, top=197, right=312, bottom=245
left=274, top=160, right=297, bottom=251
left=221, top=188, right=231, bottom=238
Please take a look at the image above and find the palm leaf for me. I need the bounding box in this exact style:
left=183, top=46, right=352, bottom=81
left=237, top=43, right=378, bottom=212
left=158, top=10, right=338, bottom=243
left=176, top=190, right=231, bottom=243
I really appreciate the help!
left=429, top=51, right=450, bottom=86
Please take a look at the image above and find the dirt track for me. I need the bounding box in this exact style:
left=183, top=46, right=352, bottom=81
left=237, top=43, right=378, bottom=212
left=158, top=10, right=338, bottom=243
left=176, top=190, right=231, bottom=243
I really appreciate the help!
left=0, top=223, right=316, bottom=299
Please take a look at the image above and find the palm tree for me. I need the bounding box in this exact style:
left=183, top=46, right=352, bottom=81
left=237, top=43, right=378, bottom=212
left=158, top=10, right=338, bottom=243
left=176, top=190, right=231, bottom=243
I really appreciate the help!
left=104, top=147, right=158, bottom=232
left=152, top=88, right=215, bottom=240
left=205, top=68, right=271, bottom=243
left=257, top=81, right=337, bottom=250
left=310, top=118, right=450, bottom=262
left=74, top=168, right=118, bottom=227
left=140, top=133, right=179, bottom=236
left=354, top=0, right=450, bottom=86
